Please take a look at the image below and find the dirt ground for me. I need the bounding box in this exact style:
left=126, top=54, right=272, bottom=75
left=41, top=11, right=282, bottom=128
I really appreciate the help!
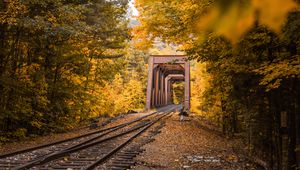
left=133, top=113, right=259, bottom=170
left=0, top=109, right=261, bottom=170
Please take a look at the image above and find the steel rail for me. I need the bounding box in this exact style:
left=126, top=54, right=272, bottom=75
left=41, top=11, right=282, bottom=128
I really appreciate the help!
left=13, top=122, right=152, bottom=170
left=2, top=105, right=178, bottom=170
left=85, top=111, right=173, bottom=170
left=0, top=110, right=160, bottom=159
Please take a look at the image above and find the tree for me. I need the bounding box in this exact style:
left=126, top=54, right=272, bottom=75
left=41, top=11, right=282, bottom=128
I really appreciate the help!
left=0, top=0, right=130, bottom=140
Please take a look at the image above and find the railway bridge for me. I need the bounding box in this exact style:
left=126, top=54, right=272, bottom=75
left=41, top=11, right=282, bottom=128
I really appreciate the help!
left=145, top=55, right=190, bottom=110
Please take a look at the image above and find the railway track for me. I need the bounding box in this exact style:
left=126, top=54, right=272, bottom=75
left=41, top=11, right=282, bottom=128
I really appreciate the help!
left=0, top=105, right=178, bottom=170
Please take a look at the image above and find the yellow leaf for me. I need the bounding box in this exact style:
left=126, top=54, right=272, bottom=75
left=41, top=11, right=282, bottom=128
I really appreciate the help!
left=82, top=47, right=90, bottom=56
left=215, top=4, right=255, bottom=43
left=197, top=7, right=219, bottom=31
left=252, top=0, right=298, bottom=33
left=228, top=154, right=237, bottom=160
left=197, top=3, right=255, bottom=44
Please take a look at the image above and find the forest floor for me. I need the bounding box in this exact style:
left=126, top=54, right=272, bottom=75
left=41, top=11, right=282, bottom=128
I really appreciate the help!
left=133, top=113, right=261, bottom=170
left=0, top=110, right=263, bottom=170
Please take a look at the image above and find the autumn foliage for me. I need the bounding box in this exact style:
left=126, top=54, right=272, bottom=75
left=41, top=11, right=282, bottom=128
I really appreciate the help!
left=0, top=0, right=300, bottom=168
left=0, top=0, right=148, bottom=142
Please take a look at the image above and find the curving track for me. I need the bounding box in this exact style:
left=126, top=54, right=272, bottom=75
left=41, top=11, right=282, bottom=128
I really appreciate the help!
left=0, top=105, right=179, bottom=170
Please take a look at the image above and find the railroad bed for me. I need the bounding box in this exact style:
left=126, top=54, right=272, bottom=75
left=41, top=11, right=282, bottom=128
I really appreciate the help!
left=0, top=105, right=179, bottom=170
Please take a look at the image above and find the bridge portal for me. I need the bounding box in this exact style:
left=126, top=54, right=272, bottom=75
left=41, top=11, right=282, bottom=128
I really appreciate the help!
left=145, top=55, right=190, bottom=110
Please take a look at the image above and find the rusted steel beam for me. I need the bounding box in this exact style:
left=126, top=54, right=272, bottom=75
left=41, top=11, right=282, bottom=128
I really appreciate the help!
left=160, top=73, right=163, bottom=106
left=152, top=55, right=187, bottom=64
left=164, top=70, right=185, bottom=76
left=165, top=74, right=184, bottom=106
left=165, top=77, right=169, bottom=105
left=184, top=61, right=190, bottom=110
left=146, top=57, right=154, bottom=109
left=171, top=80, right=173, bottom=104
left=161, top=72, right=165, bottom=106
left=168, top=80, right=172, bottom=104
left=158, top=68, right=162, bottom=107
left=165, top=74, right=184, bottom=80
left=151, top=67, right=155, bottom=108
left=155, top=68, right=159, bottom=107
left=146, top=55, right=190, bottom=110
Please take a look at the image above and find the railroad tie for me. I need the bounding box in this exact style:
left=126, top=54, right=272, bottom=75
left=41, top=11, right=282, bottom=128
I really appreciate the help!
left=50, top=167, right=74, bottom=170
left=113, top=159, right=135, bottom=164
left=58, top=162, right=87, bottom=166
left=68, top=158, right=96, bottom=162
left=111, top=163, right=132, bottom=169
left=111, top=167, right=128, bottom=170
left=0, top=164, right=13, bottom=168
left=118, top=153, right=137, bottom=157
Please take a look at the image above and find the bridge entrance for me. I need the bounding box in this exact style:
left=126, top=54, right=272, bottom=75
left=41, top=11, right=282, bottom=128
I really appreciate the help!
left=145, top=55, right=190, bottom=110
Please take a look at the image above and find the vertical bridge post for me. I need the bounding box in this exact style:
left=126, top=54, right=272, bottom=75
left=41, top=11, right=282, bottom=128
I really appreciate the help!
left=184, top=61, right=190, bottom=110
left=146, top=57, right=153, bottom=109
